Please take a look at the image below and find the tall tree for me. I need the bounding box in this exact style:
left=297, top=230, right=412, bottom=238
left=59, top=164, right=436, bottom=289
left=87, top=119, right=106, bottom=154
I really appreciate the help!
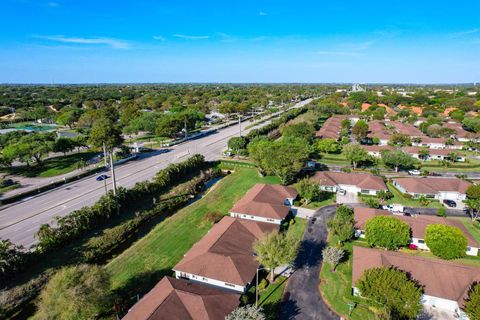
left=351, top=120, right=369, bottom=141
left=343, top=144, right=370, bottom=169
left=381, top=150, right=418, bottom=172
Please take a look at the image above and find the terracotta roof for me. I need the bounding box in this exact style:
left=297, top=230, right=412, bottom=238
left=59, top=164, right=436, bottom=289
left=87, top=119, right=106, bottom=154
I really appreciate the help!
left=415, top=136, right=450, bottom=144
left=377, top=103, right=396, bottom=115
left=354, top=208, right=478, bottom=247
left=444, top=122, right=479, bottom=139
left=230, top=184, right=297, bottom=220
left=388, top=121, right=423, bottom=136
left=361, top=103, right=372, bottom=112
left=352, top=246, right=480, bottom=307
left=362, top=145, right=394, bottom=153
left=402, top=146, right=463, bottom=157
left=123, top=276, right=240, bottom=320
left=173, top=217, right=277, bottom=286
left=311, top=171, right=387, bottom=191
left=316, top=115, right=347, bottom=139
left=392, top=177, right=471, bottom=194
left=443, top=107, right=458, bottom=116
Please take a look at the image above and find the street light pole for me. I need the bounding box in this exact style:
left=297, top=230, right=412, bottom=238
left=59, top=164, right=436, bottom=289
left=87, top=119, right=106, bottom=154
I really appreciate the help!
left=109, top=150, right=117, bottom=196
left=238, top=114, right=242, bottom=137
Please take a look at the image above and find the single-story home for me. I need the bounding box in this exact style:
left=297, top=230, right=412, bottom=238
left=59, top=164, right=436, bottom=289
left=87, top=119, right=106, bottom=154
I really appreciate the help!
left=352, top=246, right=480, bottom=318
left=402, top=146, right=466, bottom=162
left=229, top=183, right=298, bottom=225
left=392, top=177, right=471, bottom=201
left=444, top=122, right=480, bottom=142
left=388, top=121, right=423, bottom=137
left=315, top=115, right=346, bottom=140
left=354, top=207, right=479, bottom=256
left=173, top=216, right=277, bottom=293
left=122, top=276, right=240, bottom=320
left=361, top=145, right=394, bottom=157
left=411, top=136, right=463, bottom=150
left=311, top=171, right=387, bottom=196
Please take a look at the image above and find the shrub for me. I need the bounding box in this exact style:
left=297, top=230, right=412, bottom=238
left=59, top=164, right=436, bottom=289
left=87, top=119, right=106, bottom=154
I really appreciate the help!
left=322, top=246, right=345, bottom=271
left=356, top=267, right=423, bottom=319
left=363, top=197, right=380, bottom=208
left=258, top=279, right=269, bottom=291
left=425, top=224, right=467, bottom=259
left=327, top=206, right=355, bottom=244
left=365, top=216, right=410, bottom=250
left=464, top=283, right=480, bottom=319
left=437, top=207, right=446, bottom=217
left=203, top=211, right=224, bottom=224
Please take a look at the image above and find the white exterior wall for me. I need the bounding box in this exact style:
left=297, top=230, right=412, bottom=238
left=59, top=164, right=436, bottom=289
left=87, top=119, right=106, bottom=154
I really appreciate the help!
left=438, top=191, right=466, bottom=201
left=353, top=287, right=465, bottom=318
left=230, top=212, right=282, bottom=225
left=378, top=139, right=389, bottom=146
left=411, top=237, right=429, bottom=250
left=174, top=270, right=247, bottom=293
left=467, top=246, right=479, bottom=257
left=338, top=184, right=359, bottom=193
left=320, top=185, right=337, bottom=192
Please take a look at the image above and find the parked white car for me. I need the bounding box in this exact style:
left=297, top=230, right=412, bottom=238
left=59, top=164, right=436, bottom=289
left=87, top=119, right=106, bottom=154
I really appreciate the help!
left=382, top=204, right=404, bottom=213
left=408, top=169, right=421, bottom=176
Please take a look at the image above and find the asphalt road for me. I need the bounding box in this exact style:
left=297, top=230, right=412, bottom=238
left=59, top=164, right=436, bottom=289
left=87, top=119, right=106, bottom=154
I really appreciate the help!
left=0, top=99, right=313, bottom=247
left=279, top=205, right=339, bottom=320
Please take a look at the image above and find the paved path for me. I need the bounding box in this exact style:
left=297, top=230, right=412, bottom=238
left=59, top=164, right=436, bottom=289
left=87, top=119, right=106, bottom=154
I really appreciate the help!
left=279, top=205, right=339, bottom=320
left=0, top=99, right=313, bottom=247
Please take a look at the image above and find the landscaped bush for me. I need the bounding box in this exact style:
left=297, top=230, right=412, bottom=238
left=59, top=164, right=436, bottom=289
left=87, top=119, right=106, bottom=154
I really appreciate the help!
left=464, top=283, right=480, bottom=319
left=425, top=224, right=467, bottom=259
left=0, top=240, right=29, bottom=284
left=365, top=216, right=410, bottom=250
left=258, top=279, right=269, bottom=291
left=327, top=206, right=355, bottom=244
left=203, top=211, right=225, bottom=224
left=356, top=267, right=423, bottom=319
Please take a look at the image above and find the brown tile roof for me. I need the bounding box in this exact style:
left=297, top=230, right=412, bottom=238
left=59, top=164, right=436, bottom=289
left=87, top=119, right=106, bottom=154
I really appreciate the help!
left=316, top=115, right=347, bottom=139
left=402, top=146, right=463, bottom=157
left=230, top=184, right=297, bottom=220
left=443, top=107, right=458, bottom=116
left=444, top=122, right=479, bottom=139
left=393, top=177, right=471, bottom=194
left=362, top=145, right=394, bottom=153
left=123, top=276, right=240, bottom=320
left=361, top=103, right=372, bottom=112
left=352, top=246, right=480, bottom=307
left=353, top=208, right=478, bottom=247
left=388, top=121, right=423, bottom=136
left=173, top=217, right=277, bottom=287
left=311, top=171, right=387, bottom=191
left=377, top=103, right=396, bottom=115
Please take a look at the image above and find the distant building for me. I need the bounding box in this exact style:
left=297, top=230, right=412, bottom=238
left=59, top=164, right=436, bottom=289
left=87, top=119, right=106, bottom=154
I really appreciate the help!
left=311, top=171, right=387, bottom=196
left=392, top=177, right=471, bottom=201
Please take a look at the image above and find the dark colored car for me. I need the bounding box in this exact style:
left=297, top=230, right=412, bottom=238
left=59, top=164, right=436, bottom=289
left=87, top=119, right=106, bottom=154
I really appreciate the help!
left=443, top=199, right=456, bottom=208
left=96, top=174, right=109, bottom=181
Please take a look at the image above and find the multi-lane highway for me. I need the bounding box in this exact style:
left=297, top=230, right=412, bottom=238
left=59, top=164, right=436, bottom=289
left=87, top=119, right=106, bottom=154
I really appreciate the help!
left=0, top=99, right=313, bottom=247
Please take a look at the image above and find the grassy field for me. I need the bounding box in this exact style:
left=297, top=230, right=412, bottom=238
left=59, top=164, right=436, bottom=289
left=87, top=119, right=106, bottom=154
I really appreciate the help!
left=294, top=193, right=336, bottom=209
left=1, top=151, right=98, bottom=178
left=319, top=236, right=376, bottom=320
left=460, top=218, right=480, bottom=243
left=106, top=168, right=280, bottom=296
left=385, top=182, right=443, bottom=208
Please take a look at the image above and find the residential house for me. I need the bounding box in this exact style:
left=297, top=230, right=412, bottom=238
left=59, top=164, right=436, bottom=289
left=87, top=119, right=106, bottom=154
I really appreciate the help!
left=123, top=276, right=240, bottom=320
left=402, top=146, right=466, bottom=162
left=311, top=171, right=387, bottom=196
left=352, top=246, right=480, bottom=317
left=444, top=122, right=479, bottom=142
left=412, top=136, right=463, bottom=150
left=392, top=177, right=471, bottom=201
left=353, top=208, right=479, bottom=256
left=361, top=145, right=394, bottom=157
left=388, top=121, right=423, bottom=137
left=366, top=120, right=391, bottom=145
left=173, top=216, right=277, bottom=293
left=229, top=183, right=298, bottom=225
left=315, top=115, right=346, bottom=140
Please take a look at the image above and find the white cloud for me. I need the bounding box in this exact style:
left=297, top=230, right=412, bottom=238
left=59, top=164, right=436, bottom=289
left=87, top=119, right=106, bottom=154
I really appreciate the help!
left=153, top=35, right=166, bottom=41
left=172, top=34, right=209, bottom=40
left=259, top=11, right=268, bottom=16
left=34, top=35, right=131, bottom=49
left=450, top=28, right=479, bottom=38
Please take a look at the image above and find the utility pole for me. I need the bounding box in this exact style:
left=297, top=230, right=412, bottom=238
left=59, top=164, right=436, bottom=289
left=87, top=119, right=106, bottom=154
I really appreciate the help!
left=184, top=117, right=188, bottom=140
left=109, top=150, right=117, bottom=196
left=103, top=142, right=108, bottom=168
left=238, top=114, right=242, bottom=137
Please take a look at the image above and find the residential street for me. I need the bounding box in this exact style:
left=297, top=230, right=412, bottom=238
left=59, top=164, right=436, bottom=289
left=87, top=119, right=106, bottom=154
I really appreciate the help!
left=279, top=205, right=339, bottom=320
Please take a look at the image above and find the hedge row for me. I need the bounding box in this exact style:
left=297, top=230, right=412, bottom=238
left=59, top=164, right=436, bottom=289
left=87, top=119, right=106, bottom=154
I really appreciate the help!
left=35, top=154, right=207, bottom=253
left=82, top=169, right=219, bottom=263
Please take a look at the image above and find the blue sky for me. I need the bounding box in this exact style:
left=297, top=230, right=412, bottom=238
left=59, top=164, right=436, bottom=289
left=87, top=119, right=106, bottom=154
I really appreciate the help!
left=1, top=0, right=480, bottom=83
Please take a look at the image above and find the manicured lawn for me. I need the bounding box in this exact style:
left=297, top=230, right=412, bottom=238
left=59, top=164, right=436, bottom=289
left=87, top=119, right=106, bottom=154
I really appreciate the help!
left=106, top=168, right=280, bottom=295
left=385, top=182, right=443, bottom=209
left=456, top=217, right=480, bottom=245
left=1, top=151, right=98, bottom=178
left=294, top=193, right=336, bottom=209
left=319, top=236, right=376, bottom=320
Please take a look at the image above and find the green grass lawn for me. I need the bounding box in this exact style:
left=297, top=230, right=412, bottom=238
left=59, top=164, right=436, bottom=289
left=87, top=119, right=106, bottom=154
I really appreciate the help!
left=1, top=151, right=98, bottom=178
left=460, top=218, right=480, bottom=243
left=106, top=168, right=280, bottom=296
left=385, top=183, right=443, bottom=208
left=294, top=193, right=336, bottom=209
left=319, top=236, right=376, bottom=320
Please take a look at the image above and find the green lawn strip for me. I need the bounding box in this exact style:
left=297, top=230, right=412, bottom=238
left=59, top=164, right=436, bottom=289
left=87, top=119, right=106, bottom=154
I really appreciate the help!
left=385, top=182, right=443, bottom=208
left=294, top=194, right=336, bottom=209
left=455, top=217, right=480, bottom=245
left=1, top=151, right=98, bottom=178
left=0, top=183, right=20, bottom=193
left=319, top=236, right=376, bottom=320
left=106, top=168, right=280, bottom=295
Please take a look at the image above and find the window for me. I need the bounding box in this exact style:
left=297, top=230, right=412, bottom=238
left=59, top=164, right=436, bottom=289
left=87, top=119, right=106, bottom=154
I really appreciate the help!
left=267, top=218, right=274, bottom=222
left=360, top=189, right=370, bottom=194
left=418, top=239, right=425, bottom=244
left=202, top=277, right=208, bottom=281
left=467, top=247, right=471, bottom=252
left=224, top=283, right=235, bottom=288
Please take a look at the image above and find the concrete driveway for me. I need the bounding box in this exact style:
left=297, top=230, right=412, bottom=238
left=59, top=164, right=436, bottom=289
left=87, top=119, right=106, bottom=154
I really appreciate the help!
left=279, top=205, right=339, bottom=320
left=336, top=191, right=358, bottom=204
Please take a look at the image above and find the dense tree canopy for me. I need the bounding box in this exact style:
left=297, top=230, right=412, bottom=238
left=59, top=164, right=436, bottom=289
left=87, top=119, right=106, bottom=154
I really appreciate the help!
left=365, top=216, right=410, bottom=250
left=425, top=224, right=467, bottom=259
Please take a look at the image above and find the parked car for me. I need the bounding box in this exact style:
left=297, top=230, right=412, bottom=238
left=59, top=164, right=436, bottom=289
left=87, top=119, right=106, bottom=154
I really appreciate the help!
left=96, top=174, right=109, bottom=181
left=443, top=199, right=457, bottom=208
left=408, top=170, right=421, bottom=176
